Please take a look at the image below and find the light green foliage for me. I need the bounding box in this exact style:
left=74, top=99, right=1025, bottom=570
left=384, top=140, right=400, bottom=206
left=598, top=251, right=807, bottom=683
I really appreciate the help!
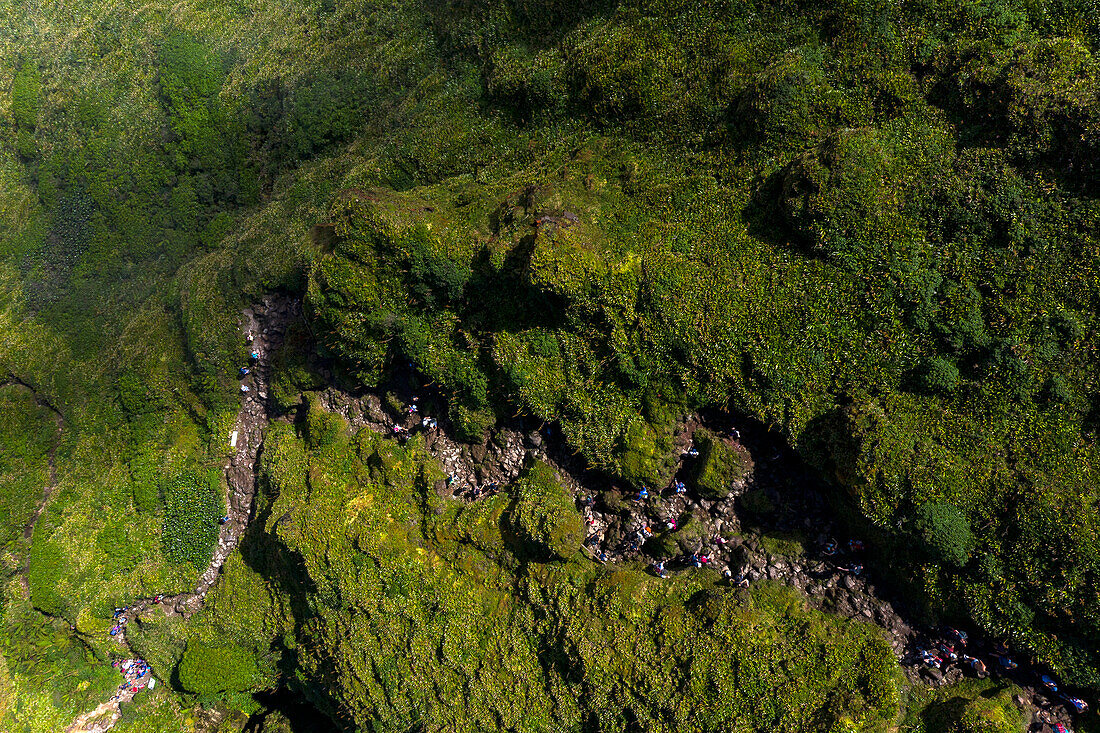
left=10, top=64, right=40, bottom=130
left=178, top=640, right=259, bottom=696
left=238, top=426, right=904, bottom=732
left=0, top=385, right=55, bottom=547
left=908, top=680, right=1026, bottom=733
left=691, top=429, right=751, bottom=500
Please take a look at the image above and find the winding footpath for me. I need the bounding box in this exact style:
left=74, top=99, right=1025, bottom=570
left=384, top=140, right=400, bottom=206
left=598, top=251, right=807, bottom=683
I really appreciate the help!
left=65, top=297, right=296, bottom=733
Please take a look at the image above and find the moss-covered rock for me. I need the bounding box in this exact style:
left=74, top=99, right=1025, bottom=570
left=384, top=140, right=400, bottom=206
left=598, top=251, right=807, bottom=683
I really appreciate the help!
left=690, top=429, right=752, bottom=500
left=507, top=460, right=584, bottom=561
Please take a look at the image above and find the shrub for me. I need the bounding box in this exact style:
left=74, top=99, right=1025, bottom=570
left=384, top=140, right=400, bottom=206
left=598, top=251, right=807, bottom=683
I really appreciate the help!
left=161, top=470, right=220, bottom=567
left=11, top=64, right=41, bottom=129
left=917, top=357, right=961, bottom=395
left=304, top=399, right=347, bottom=450
left=178, top=641, right=258, bottom=695
left=448, top=402, right=495, bottom=444
left=911, top=502, right=974, bottom=567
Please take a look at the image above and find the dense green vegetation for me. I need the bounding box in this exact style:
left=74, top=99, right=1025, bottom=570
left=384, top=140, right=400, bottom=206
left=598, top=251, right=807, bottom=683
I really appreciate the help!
left=227, top=422, right=905, bottom=732
left=0, top=0, right=1099, bottom=729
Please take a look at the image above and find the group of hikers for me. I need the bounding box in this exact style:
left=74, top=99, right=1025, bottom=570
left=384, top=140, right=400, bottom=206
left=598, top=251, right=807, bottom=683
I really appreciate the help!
left=239, top=333, right=260, bottom=394
left=917, top=631, right=1089, bottom=720
left=109, top=657, right=154, bottom=699
left=108, top=595, right=166, bottom=637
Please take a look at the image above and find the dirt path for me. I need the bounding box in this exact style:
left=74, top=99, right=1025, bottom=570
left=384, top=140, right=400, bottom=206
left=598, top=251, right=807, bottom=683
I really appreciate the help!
left=65, top=296, right=298, bottom=733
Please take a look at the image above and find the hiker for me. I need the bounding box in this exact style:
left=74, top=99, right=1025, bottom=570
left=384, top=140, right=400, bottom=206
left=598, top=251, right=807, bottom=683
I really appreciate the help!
left=249, top=350, right=260, bottom=362
left=699, top=554, right=710, bottom=565
left=219, top=515, right=230, bottom=525
left=962, top=655, right=987, bottom=677
left=838, top=563, right=863, bottom=575
left=946, top=628, right=968, bottom=646
left=822, top=538, right=838, bottom=556
left=919, top=650, right=942, bottom=669
left=937, top=642, right=958, bottom=662
left=652, top=561, right=668, bottom=579
left=730, top=428, right=741, bottom=440
left=1042, top=675, right=1059, bottom=693
left=1053, top=724, right=1070, bottom=733
left=637, top=487, right=649, bottom=501
left=239, top=367, right=250, bottom=378
left=240, top=385, right=250, bottom=393
left=685, top=447, right=699, bottom=457
left=666, top=518, right=677, bottom=531
left=408, top=403, right=418, bottom=414
left=995, top=654, right=1018, bottom=672
left=714, top=534, right=727, bottom=545
left=673, top=480, right=687, bottom=495
left=152, top=594, right=164, bottom=604
left=110, top=625, right=121, bottom=636
left=848, top=538, right=865, bottom=552
left=1063, top=696, right=1088, bottom=714
left=599, top=551, right=608, bottom=563
left=722, top=567, right=733, bottom=580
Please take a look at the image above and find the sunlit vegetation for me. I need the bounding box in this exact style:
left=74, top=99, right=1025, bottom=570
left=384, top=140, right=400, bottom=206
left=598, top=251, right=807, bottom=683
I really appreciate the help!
left=0, top=0, right=1098, bottom=729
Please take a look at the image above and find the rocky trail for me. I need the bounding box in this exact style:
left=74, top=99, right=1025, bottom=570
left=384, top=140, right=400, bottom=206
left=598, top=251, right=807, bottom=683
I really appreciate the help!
left=317, top=379, right=1086, bottom=733
left=65, top=296, right=298, bottom=733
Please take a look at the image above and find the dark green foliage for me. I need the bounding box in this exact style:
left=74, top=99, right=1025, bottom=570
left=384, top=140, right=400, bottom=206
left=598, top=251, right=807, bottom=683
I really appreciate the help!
left=691, top=429, right=751, bottom=500
left=911, top=503, right=974, bottom=568
left=10, top=63, right=41, bottom=129
left=506, top=460, right=583, bottom=560
left=178, top=640, right=259, bottom=695
left=917, top=357, right=961, bottom=395
left=161, top=469, right=220, bottom=567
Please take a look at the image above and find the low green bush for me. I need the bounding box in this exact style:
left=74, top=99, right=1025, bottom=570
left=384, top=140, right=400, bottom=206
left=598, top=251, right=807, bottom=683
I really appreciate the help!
left=161, top=469, right=220, bottom=567
left=507, top=461, right=583, bottom=561
left=911, top=503, right=974, bottom=568
left=178, top=640, right=259, bottom=696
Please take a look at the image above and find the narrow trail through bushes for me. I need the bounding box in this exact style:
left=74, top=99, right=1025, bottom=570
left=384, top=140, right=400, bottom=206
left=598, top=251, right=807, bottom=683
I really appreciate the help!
left=65, top=297, right=297, bottom=733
